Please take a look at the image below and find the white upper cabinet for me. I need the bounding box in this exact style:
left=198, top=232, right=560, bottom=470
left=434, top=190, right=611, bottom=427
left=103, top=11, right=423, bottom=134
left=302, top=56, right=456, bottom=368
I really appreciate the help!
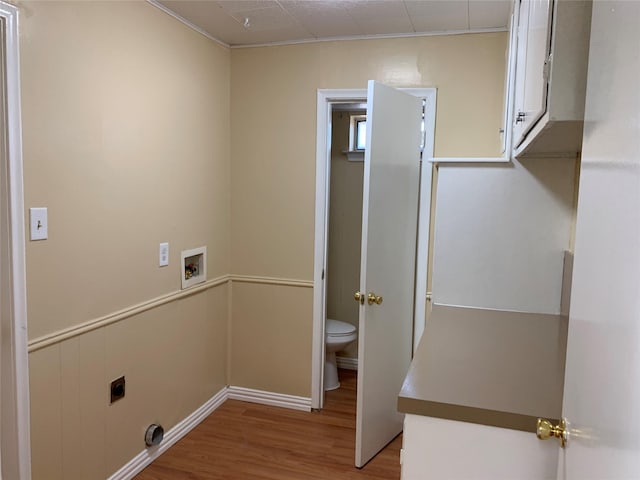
left=512, top=0, right=552, bottom=145
left=511, top=0, right=592, bottom=158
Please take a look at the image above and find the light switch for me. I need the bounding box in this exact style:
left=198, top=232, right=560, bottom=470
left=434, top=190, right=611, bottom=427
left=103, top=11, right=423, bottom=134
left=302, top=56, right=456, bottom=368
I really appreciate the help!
left=30, top=207, right=48, bottom=241
left=159, top=242, right=169, bottom=267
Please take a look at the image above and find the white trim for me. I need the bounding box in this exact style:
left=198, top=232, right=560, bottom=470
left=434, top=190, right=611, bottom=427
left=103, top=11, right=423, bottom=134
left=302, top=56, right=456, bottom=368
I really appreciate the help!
left=515, top=148, right=578, bottom=159
left=28, top=275, right=230, bottom=352
left=107, top=385, right=313, bottom=479
left=502, top=1, right=519, bottom=158
left=0, top=2, right=31, bottom=478
left=107, top=387, right=228, bottom=480
left=146, top=0, right=230, bottom=48
left=433, top=302, right=557, bottom=316
left=313, top=89, right=363, bottom=410
left=336, top=356, right=358, bottom=371
left=230, top=27, right=508, bottom=49
left=143, top=3, right=508, bottom=51
left=433, top=156, right=510, bottom=163
left=28, top=274, right=313, bottom=353
left=312, top=87, right=435, bottom=410
left=231, top=274, right=313, bottom=288
left=227, top=386, right=312, bottom=412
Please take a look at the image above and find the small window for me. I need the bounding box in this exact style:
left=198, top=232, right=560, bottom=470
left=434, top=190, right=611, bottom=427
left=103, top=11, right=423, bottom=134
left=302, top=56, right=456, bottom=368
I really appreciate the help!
left=349, top=114, right=366, bottom=151
left=355, top=119, right=366, bottom=150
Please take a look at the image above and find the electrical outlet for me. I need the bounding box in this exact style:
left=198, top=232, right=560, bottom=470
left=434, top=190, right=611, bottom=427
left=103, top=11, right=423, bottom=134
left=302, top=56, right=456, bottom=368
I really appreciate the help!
left=110, top=376, right=125, bottom=404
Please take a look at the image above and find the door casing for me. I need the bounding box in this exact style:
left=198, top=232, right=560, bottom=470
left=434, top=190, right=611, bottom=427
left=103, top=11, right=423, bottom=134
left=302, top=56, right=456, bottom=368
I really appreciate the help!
left=0, top=2, right=31, bottom=478
left=312, top=87, right=436, bottom=409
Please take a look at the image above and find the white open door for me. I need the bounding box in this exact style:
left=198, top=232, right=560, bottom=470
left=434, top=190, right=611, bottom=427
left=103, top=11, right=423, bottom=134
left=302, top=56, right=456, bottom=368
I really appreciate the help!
left=355, top=81, right=423, bottom=467
left=512, top=0, right=552, bottom=146
left=554, top=2, right=640, bottom=478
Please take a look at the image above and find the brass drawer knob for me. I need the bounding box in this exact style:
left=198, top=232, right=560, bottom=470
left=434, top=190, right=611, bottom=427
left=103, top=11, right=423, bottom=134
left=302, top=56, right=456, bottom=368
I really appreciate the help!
left=354, top=291, right=365, bottom=304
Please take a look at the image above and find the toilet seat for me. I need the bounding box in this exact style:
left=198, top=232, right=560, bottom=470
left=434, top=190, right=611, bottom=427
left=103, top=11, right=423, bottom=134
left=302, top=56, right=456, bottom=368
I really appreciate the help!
left=326, top=319, right=356, bottom=337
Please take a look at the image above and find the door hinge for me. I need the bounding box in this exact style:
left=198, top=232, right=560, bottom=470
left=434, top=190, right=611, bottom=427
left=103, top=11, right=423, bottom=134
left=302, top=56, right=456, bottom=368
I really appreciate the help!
left=543, top=53, right=553, bottom=83
left=419, top=99, right=427, bottom=160
left=321, top=269, right=325, bottom=280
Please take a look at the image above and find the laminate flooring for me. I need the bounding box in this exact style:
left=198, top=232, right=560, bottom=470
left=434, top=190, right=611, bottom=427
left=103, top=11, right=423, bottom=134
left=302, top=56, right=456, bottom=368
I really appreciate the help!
left=135, top=369, right=402, bottom=479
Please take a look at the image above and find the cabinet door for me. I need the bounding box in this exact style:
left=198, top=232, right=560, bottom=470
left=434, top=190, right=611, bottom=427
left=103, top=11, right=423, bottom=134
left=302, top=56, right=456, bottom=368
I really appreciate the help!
left=401, top=415, right=558, bottom=480
left=513, top=0, right=553, bottom=147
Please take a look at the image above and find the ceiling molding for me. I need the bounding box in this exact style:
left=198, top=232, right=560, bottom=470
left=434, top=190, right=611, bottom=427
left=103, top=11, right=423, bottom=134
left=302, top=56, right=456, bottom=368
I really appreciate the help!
left=229, top=26, right=508, bottom=49
left=147, top=0, right=231, bottom=48
left=149, top=0, right=508, bottom=50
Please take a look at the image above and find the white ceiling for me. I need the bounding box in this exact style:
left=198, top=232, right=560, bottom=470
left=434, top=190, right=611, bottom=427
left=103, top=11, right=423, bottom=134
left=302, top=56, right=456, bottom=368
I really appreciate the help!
left=155, top=0, right=512, bottom=47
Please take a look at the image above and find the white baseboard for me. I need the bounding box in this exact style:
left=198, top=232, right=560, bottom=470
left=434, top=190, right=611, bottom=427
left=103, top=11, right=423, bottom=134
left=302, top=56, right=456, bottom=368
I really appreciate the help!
left=107, top=387, right=228, bottom=480
left=227, top=386, right=312, bottom=412
left=107, top=385, right=311, bottom=479
left=336, top=355, right=358, bottom=370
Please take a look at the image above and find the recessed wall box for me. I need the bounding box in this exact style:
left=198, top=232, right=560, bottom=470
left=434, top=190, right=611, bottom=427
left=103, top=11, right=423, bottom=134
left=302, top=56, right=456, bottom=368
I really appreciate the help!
left=110, top=376, right=125, bottom=404
left=181, top=246, right=206, bottom=289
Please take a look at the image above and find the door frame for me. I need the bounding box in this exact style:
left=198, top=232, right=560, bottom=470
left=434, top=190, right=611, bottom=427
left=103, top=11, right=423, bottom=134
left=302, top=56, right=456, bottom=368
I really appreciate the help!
left=311, top=87, right=436, bottom=409
left=0, top=2, right=31, bottom=478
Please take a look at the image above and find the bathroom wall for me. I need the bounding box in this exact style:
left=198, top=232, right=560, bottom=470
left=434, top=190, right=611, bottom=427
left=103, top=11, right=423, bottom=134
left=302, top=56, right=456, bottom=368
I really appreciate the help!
left=19, top=2, right=231, bottom=478
left=229, top=32, right=509, bottom=396
left=326, top=110, right=364, bottom=359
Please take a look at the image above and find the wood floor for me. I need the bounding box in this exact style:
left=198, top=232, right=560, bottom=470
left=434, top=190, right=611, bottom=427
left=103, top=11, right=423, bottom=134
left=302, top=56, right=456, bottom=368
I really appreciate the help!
left=135, top=369, right=401, bottom=479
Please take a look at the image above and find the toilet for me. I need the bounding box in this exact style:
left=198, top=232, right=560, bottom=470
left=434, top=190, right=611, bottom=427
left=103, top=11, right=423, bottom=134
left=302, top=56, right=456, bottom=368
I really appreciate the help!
left=324, top=319, right=357, bottom=391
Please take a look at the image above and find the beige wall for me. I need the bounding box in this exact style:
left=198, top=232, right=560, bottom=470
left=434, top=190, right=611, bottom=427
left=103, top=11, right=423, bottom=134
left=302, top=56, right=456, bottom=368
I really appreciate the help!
left=229, top=33, right=508, bottom=395
left=326, top=110, right=364, bottom=359
left=29, top=286, right=228, bottom=479
left=21, top=0, right=231, bottom=341
left=19, top=2, right=231, bottom=478
left=230, top=281, right=312, bottom=396
left=231, top=32, right=507, bottom=279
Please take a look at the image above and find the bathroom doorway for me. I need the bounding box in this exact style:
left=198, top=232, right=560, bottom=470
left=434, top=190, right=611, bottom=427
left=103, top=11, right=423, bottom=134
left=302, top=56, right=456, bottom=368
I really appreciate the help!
left=324, top=102, right=366, bottom=379
left=312, top=85, right=436, bottom=466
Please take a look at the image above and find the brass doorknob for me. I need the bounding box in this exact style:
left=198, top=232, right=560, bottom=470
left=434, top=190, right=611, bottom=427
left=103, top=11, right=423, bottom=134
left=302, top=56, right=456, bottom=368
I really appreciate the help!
left=536, top=418, right=567, bottom=448
left=354, top=291, right=365, bottom=304
left=367, top=293, right=383, bottom=305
